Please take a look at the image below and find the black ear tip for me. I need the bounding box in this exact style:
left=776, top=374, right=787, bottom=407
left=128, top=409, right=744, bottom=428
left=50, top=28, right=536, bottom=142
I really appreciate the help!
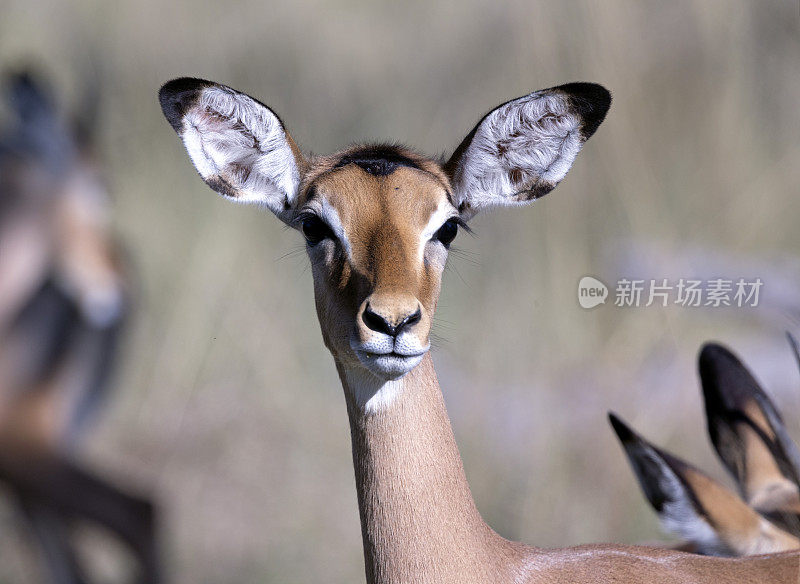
left=698, top=341, right=762, bottom=415
left=608, top=411, right=634, bottom=442
left=698, top=342, right=740, bottom=382
left=560, top=82, right=612, bottom=107
left=158, top=77, right=212, bottom=132
left=159, top=77, right=210, bottom=97
left=699, top=341, right=733, bottom=362
left=558, top=82, right=611, bottom=139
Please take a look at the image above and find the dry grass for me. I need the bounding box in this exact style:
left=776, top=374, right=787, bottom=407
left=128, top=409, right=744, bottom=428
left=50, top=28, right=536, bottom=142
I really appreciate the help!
left=0, top=1, right=798, bottom=582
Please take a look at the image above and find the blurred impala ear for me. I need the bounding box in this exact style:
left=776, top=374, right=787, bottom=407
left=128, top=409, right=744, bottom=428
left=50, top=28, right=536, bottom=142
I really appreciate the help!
left=609, top=412, right=800, bottom=556
left=158, top=78, right=305, bottom=223
left=699, top=343, right=800, bottom=512
left=445, top=83, right=610, bottom=220
left=608, top=413, right=725, bottom=555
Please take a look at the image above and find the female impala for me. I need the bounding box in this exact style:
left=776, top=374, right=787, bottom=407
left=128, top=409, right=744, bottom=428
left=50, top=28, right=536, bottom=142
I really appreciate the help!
left=159, top=77, right=800, bottom=583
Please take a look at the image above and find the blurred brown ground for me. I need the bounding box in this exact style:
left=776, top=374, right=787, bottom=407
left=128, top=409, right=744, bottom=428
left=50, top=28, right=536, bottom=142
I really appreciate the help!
left=0, top=1, right=798, bottom=582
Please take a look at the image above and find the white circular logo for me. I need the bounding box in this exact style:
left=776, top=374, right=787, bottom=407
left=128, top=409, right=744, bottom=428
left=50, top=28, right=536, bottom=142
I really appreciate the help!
left=578, top=276, right=608, bottom=309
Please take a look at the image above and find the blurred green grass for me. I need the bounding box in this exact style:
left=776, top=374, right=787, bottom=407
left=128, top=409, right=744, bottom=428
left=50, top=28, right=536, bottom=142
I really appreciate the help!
left=1, top=0, right=799, bottom=582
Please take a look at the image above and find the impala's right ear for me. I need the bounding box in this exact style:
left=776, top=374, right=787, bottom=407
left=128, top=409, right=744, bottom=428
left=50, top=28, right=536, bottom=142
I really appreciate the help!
left=158, top=78, right=305, bottom=222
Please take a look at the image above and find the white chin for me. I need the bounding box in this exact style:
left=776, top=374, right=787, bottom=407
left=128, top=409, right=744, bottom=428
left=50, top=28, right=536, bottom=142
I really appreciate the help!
left=357, top=351, right=425, bottom=380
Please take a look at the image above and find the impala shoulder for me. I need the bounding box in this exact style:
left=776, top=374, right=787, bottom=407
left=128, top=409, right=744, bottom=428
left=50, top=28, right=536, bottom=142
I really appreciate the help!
left=517, top=545, right=686, bottom=583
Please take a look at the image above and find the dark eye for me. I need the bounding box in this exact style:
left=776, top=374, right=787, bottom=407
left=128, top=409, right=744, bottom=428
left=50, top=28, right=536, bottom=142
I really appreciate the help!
left=301, top=215, right=334, bottom=246
left=434, top=219, right=459, bottom=248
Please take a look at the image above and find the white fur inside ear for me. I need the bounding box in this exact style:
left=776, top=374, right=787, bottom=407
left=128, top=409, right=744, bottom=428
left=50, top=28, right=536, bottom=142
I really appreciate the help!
left=180, top=85, right=299, bottom=212
left=452, top=90, right=582, bottom=212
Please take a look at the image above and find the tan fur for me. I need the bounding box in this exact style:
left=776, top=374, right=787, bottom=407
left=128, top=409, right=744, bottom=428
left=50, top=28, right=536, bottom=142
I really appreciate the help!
left=300, top=160, right=448, bottom=365
left=737, top=400, right=800, bottom=514
left=681, top=466, right=799, bottom=555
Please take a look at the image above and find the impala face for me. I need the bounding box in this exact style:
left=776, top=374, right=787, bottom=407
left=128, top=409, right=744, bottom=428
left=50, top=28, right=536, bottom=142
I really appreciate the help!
left=295, top=148, right=457, bottom=379
left=159, top=78, right=610, bottom=386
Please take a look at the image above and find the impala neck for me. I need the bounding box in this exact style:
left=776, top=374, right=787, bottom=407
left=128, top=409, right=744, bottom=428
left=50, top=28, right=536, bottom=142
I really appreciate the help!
left=337, top=353, right=521, bottom=584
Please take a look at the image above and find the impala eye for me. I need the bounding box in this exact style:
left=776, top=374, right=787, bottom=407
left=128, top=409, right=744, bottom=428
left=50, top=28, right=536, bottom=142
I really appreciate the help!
left=301, top=215, right=334, bottom=246
left=434, top=218, right=459, bottom=249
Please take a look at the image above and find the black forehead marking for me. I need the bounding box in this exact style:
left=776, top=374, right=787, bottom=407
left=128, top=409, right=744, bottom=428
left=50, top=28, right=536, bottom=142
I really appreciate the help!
left=306, top=144, right=456, bottom=207
left=332, top=145, right=421, bottom=176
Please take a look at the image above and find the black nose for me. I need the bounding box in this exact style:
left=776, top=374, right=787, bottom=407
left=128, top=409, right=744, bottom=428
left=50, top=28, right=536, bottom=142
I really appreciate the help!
left=362, top=304, right=422, bottom=337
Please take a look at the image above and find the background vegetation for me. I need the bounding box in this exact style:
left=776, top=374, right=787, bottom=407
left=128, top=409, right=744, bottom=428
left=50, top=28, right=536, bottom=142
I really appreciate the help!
left=0, top=0, right=798, bottom=582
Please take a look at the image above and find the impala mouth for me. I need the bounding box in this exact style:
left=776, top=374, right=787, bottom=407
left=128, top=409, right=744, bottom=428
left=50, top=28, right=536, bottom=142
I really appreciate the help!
left=354, top=348, right=427, bottom=380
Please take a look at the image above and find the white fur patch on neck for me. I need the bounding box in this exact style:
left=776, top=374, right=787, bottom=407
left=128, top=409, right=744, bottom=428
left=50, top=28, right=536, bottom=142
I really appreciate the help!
left=344, top=368, right=405, bottom=415
left=452, top=90, right=582, bottom=211
left=180, top=85, right=299, bottom=213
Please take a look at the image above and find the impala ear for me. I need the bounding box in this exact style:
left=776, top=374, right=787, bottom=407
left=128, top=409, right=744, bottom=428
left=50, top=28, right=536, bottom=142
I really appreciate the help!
left=158, top=78, right=305, bottom=223
left=608, top=413, right=727, bottom=556
left=699, top=343, right=800, bottom=513
left=445, top=83, right=610, bottom=220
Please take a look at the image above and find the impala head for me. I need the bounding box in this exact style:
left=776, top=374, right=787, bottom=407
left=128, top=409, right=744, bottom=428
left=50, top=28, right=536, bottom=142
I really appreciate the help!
left=159, top=78, right=610, bottom=384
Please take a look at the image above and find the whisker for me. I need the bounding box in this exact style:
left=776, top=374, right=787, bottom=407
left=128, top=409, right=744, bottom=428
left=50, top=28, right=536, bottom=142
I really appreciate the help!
left=449, top=247, right=482, bottom=267
left=275, top=245, right=306, bottom=262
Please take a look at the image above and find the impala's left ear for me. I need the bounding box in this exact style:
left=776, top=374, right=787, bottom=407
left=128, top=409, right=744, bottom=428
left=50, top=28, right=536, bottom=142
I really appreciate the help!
left=445, top=83, right=611, bottom=220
